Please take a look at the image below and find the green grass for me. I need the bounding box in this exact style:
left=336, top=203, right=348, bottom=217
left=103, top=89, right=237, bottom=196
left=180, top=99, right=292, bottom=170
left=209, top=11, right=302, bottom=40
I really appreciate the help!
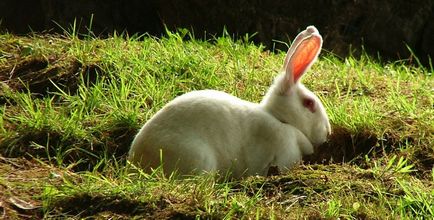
left=0, top=29, right=433, bottom=219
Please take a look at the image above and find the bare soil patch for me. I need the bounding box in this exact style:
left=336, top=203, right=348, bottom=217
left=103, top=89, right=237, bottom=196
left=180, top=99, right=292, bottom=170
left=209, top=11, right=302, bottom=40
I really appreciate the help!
left=0, top=156, right=64, bottom=219
left=304, top=126, right=379, bottom=164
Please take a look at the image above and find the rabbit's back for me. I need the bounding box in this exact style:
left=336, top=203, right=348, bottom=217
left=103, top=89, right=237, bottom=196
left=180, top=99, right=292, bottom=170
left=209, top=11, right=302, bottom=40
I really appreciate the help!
left=129, top=90, right=260, bottom=175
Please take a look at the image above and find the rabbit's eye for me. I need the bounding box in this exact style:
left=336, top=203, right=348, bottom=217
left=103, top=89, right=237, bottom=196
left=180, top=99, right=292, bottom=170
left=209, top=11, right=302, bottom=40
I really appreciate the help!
left=302, top=98, right=316, bottom=113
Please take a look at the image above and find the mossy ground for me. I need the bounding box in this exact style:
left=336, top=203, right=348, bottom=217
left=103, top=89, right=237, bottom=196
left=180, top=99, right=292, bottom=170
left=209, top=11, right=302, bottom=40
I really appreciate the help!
left=0, top=30, right=432, bottom=219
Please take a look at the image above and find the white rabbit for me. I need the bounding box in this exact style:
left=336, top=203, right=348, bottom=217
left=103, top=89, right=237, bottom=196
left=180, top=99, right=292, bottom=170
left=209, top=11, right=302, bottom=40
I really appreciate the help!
left=128, top=26, right=331, bottom=178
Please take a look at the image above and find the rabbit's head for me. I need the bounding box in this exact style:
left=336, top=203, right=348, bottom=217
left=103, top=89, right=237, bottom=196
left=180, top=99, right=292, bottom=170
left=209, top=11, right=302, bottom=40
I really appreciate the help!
left=261, top=26, right=331, bottom=147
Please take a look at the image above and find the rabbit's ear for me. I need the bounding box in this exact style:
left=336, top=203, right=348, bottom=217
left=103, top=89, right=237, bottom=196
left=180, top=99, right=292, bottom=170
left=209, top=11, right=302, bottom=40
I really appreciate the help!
left=283, top=29, right=322, bottom=88
left=283, top=26, right=317, bottom=68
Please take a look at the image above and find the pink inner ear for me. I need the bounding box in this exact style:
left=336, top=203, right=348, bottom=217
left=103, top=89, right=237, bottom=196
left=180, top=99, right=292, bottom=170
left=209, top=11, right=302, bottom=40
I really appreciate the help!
left=290, top=36, right=321, bottom=83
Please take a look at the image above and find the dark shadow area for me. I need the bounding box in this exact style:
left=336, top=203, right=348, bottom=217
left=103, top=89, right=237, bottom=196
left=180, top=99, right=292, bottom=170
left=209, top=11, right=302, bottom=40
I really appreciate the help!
left=304, top=126, right=380, bottom=165
left=0, top=0, right=432, bottom=67
left=50, top=193, right=214, bottom=219
left=52, top=194, right=155, bottom=217
left=0, top=56, right=101, bottom=101
left=303, top=126, right=423, bottom=172
left=0, top=123, right=137, bottom=172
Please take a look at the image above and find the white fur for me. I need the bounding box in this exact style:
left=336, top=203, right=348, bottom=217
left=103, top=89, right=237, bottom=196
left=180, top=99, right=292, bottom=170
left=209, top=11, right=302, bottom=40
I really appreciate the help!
left=128, top=26, right=331, bottom=178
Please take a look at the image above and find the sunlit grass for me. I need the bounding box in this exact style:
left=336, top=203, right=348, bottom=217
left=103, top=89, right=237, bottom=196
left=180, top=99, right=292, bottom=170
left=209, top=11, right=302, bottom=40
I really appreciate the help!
left=0, top=29, right=432, bottom=218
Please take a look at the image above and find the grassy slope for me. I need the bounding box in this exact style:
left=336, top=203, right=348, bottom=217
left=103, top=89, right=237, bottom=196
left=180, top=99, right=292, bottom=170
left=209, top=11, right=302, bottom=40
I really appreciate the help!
left=0, top=31, right=433, bottom=219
